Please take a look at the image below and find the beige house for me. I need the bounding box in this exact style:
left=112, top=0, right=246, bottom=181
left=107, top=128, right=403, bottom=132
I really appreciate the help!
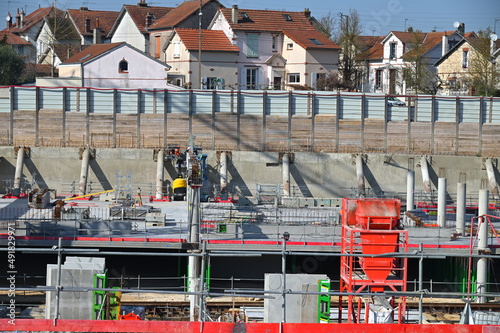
left=164, top=28, right=239, bottom=88
left=435, top=37, right=500, bottom=95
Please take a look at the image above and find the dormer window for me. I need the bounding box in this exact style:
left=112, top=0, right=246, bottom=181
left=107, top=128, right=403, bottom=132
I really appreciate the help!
left=283, top=14, right=292, bottom=21
left=389, top=42, right=396, bottom=60
left=119, top=59, right=128, bottom=73
left=241, top=12, right=249, bottom=19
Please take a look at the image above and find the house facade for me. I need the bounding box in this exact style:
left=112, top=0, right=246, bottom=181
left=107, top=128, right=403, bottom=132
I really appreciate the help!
left=3, top=32, right=36, bottom=62
left=209, top=6, right=340, bottom=90
left=51, top=42, right=174, bottom=89
left=35, top=16, right=81, bottom=63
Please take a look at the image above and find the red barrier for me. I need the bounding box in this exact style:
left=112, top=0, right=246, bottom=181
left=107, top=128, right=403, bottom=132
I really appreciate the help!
left=0, top=319, right=495, bottom=332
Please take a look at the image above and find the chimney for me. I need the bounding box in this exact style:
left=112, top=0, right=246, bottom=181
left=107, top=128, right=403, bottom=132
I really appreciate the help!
left=80, top=7, right=88, bottom=11
left=442, top=34, right=449, bottom=56
left=15, top=8, right=20, bottom=27
left=138, top=0, right=148, bottom=7
left=457, top=23, right=465, bottom=36
left=491, top=38, right=497, bottom=57
left=145, top=12, right=152, bottom=27
left=406, top=27, right=413, bottom=32
left=231, top=5, right=238, bottom=24
left=20, top=9, right=25, bottom=27
left=6, top=12, right=12, bottom=30
left=85, top=17, right=91, bottom=33
left=93, top=17, right=101, bottom=44
left=303, top=8, right=311, bottom=18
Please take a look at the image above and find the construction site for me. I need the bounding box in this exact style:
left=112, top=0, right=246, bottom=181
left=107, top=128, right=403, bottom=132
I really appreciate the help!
left=1, top=86, right=500, bottom=332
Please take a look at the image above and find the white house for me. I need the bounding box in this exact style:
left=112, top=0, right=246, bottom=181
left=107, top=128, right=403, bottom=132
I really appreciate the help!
left=209, top=6, right=340, bottom=90
left=48, top=42, right=175, bottom=89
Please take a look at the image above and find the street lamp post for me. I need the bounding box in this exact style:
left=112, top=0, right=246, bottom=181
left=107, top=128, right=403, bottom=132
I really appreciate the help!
left=282, top=231, right=290, bottom=323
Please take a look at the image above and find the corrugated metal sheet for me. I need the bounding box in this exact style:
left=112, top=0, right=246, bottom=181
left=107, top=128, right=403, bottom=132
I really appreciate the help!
left=117, top=90, right=138, bottom=114
left=141, top=90, right=155, bottom=114
left=365, top=96, right=385, bottom=119
left=79, top=89, right=88, bottom=113
left=14, top=87, right=36, bottom=111
left=192, top=91, right=213, bottom=114
left=416, top=96, right=432, bottom=122
left=293, top=92, right=309, bottom=116
left=266, top=92, right=289, bottom=116
left=341, top=93, right=362, bottom=119
left=168, top=90, right=189, bottom=114
left=460, top=98, right=480, bottom=123
left=214, top=90, right=233, bottom=113
left=388, top=105, right=407, bottom=121
left=314, top=92, right=337, bottom=115
left=240, top=92, right=263, bottom=115
left=0, top=87, right=11, bottom=112
left=65, top=88, right=80, bottom=112
left=435, top=97, right=456, bottom=122
left=155, top=90, right=165, bottom=113
left=489, top=99, right=500, bottom=123
left=39, top=88, right=63, bottom=110
left=90, top=90, right=113, bottom=114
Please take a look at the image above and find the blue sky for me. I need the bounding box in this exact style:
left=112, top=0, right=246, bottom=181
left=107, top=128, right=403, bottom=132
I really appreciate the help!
left=2, top=0, right=499, bottom=36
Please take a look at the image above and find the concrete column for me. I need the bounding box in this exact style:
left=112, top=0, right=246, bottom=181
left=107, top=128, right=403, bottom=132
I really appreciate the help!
left=477, top=189, right=489, bottom=303
left=437, top=178, right=447, bottom=227
left=406, top=171, right=415, bottom=211
left=283, top=153, right=290, bottom=197
left=220, top=152, right=227, bottom=194
left=189, top=186, right=201, bottom=320
left=13, top=148, right=25, bottom=196
left=456, top=183, right=466, bottom=236
left=156, top=149, right=164, bottom=200
left=485, top=158, right=499, bottom=199
left=78, top=148, right=91, bottom=196
left=356, top=154, right=365, bottom=198
left=420, top=156, right=431, bottom=194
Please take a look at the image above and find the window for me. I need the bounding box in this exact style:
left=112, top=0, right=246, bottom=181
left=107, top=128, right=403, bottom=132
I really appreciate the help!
left=203, top=77, right=222, bottom=89
left=287, top=43, right=293, bottom=50
left=375, top=69, right=383, bottom=89
left=462, top=49, right=469, bottom=68
left=288, top=73, right=300, bottom=83
left=119, top=59, right=128, bottom=73
left=174, top=41, right=180, bottom=58
left=308, top=38, right=323, bottom=46
left=241, top=12, right=249, bottom=19
left=389, top=42, right=396, bottom=60
left=246, top=68, right=258, bottom=89
left=272, top=36, right=277, bottom=51
left=247, top=33, right=259, bottom=58
left=155, top=36, right=161, bottom=58
left=283, top=14, right=292, bottom=21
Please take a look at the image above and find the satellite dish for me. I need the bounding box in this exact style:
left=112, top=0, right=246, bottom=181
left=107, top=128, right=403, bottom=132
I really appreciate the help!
left=6, top=15, right=11, bottom=21
left=491, top=34, right=498, bottom=42
left=453, top=21, right=460, bottom=29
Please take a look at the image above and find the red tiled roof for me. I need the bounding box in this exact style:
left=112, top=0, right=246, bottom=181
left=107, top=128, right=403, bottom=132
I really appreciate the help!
left=219, top=8, right=315, bottom=32
left=123, top=5, right=174, bottom=33
left=62, top=42, right=124, bottom=64
left=67, top=9, right=119, bottom=37
left=149, top=0, right=216, bottom=29
left=358, top=41, right=384, bottom=60
left=1, top=32, right=31, bottom=45
left=53, top=44, right=91, bottom=62
left=283, top=29, right=340, bottom=50
left=175, top=28, right=238, bottom=52
left=357, top=35, right=384, bottom=52
left=3, top=6, right=64, bottom=33
left=390, top=31, right=427, bottom=45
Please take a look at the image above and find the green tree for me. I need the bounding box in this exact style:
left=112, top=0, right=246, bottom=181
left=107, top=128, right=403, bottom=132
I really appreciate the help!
left=0, top=44, right=25, bottom=85
left=467, top=29, right=499, bottom=96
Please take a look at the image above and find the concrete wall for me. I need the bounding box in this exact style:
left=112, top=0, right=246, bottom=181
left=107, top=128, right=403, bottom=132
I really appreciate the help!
left=0, top=147, right=497, bottom=199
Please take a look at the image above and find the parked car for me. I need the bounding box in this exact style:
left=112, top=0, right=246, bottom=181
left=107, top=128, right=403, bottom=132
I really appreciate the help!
left=387, top=96, right=406, bottom=107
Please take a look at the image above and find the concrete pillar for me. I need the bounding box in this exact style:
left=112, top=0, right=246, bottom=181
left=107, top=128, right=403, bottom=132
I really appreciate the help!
left=356, top=154, right=365, bottom=198
left=220, top=152, right=227, bottom=195
left=477, top=189, right=489, bottom=303
left=437, top=178, right=447, bottom=227
left=13, top=147, right=25, bottom=196
left=283, top=153, right=290, bottom=197
left=420, top=156, right=431, bottom=194
left=189, top=186, right=201, bottom=321
left=78, top=148, right=91, bottom=196
left=456, top=183, right=466, bottom=236
left=485, top=158, right=499, bottom=199
left=406, top=171, right=415, bottom=211
left=156, top=149, right=164, bottom=200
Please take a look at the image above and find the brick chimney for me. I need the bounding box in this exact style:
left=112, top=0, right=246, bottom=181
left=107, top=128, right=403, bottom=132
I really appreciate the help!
left=231, top=5, right=238, bottom=24
left=20, top=9, right=25, bottom=28
left=15, top=9, right=20, bottom=27
left=442, top=34, right=449, bottom=56
left=6, top=12, right=12, bottom=30
left=457, top=23, right=465, bottom=36
left=138, top=0, right=148, bottom=7
left=85, top=17, right=91, bottom=33
left=145, top=12, right=152, bottom=27
left=93, top=17, right=101, bottom=44
left=303, top=8, right=311, bottom=18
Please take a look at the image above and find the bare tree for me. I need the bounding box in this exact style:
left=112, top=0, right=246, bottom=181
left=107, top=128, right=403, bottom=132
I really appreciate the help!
left=317, top=11, right=336, bottom=40
left=467, top=29, right=499, bottom=96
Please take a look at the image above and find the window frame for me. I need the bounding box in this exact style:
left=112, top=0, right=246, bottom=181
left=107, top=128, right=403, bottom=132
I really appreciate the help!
left=375, top=69, right=383, bottom=89
left=173, top=41, right=180, bottom=58
left=462, top=49, right=469, bottom=68
left=287, top=43, right=293, bottom=50
left=288, top=73, right=300, bottom=84
left=246, top=33, right=259, bottom=58
left=389, top=42, right=396, bottom=60
left=246, top=68, right=258, bottom=89
left=119, top=59, right=129, bottom=73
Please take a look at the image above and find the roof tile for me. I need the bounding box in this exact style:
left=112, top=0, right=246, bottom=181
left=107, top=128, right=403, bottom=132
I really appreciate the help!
left=283, top=29, right=340, bottom=50
left=62, top=42, right=124, bottom=64
left=1, top=32, right=31, bottom=45
left=123, top=5, right=173, bottom=33
left=175, top=28, right=238, bottom=52
left=3, top=6, right=64, bottom=34
left=149, top=0, right=214, bottom=29
left=67, top=9, right=119, bottom=37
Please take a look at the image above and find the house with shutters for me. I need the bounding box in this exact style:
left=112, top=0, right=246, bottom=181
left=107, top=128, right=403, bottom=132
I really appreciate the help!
left=147, top=0, right=223, bottom=62
left=164, top=28, right=239, bottom=88
left=358, top=26, right=474, bottom=94
left=1, top=32, right=36, bottom=62
left=108, top=0, right=173, bottom=54
left=208, top=6, right=340, bottom=90
left=66, top=7, right=119, bottom=45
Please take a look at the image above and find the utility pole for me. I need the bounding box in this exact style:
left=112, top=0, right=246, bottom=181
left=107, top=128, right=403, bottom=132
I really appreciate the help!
left=198, top=0, right=202, bottom=89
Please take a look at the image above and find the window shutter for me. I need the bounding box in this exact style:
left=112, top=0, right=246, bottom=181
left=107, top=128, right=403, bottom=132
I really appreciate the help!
left=202, top=77, right=208, bottom=89
left=174, top=41, right=180, bottom=57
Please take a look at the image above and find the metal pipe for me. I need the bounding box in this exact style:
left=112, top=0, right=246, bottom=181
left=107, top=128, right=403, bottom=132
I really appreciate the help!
left=199, top=241, right=206, bottom=322
left=437, top=178, right=447, bottom=227
left=356, top=154, right=365, bottom=198
left=418, top=243, right=423, bottom=324
left=420, top=156, right=431, bottom=194
left=282, top=153, right=290, bottom=197
left=282, top=237, right=287, bottom=323
left=477, top=189, right=489, bottom=303
left=156, top=149, right=164, bottom=200
left=54, top=238, right=62, bottom=323
left=456, top=183, right=466, bottom=236
left=189, top=186, right=201, bottom=321
left=485, top=158, right=499, bottom=199
left=13, top=147, right=25, bottom=196
left=407, top=170, right=415, bottom=211
left=220, top=152, right=227, bottom=195
left=78, top=148, right=91, bottom=196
